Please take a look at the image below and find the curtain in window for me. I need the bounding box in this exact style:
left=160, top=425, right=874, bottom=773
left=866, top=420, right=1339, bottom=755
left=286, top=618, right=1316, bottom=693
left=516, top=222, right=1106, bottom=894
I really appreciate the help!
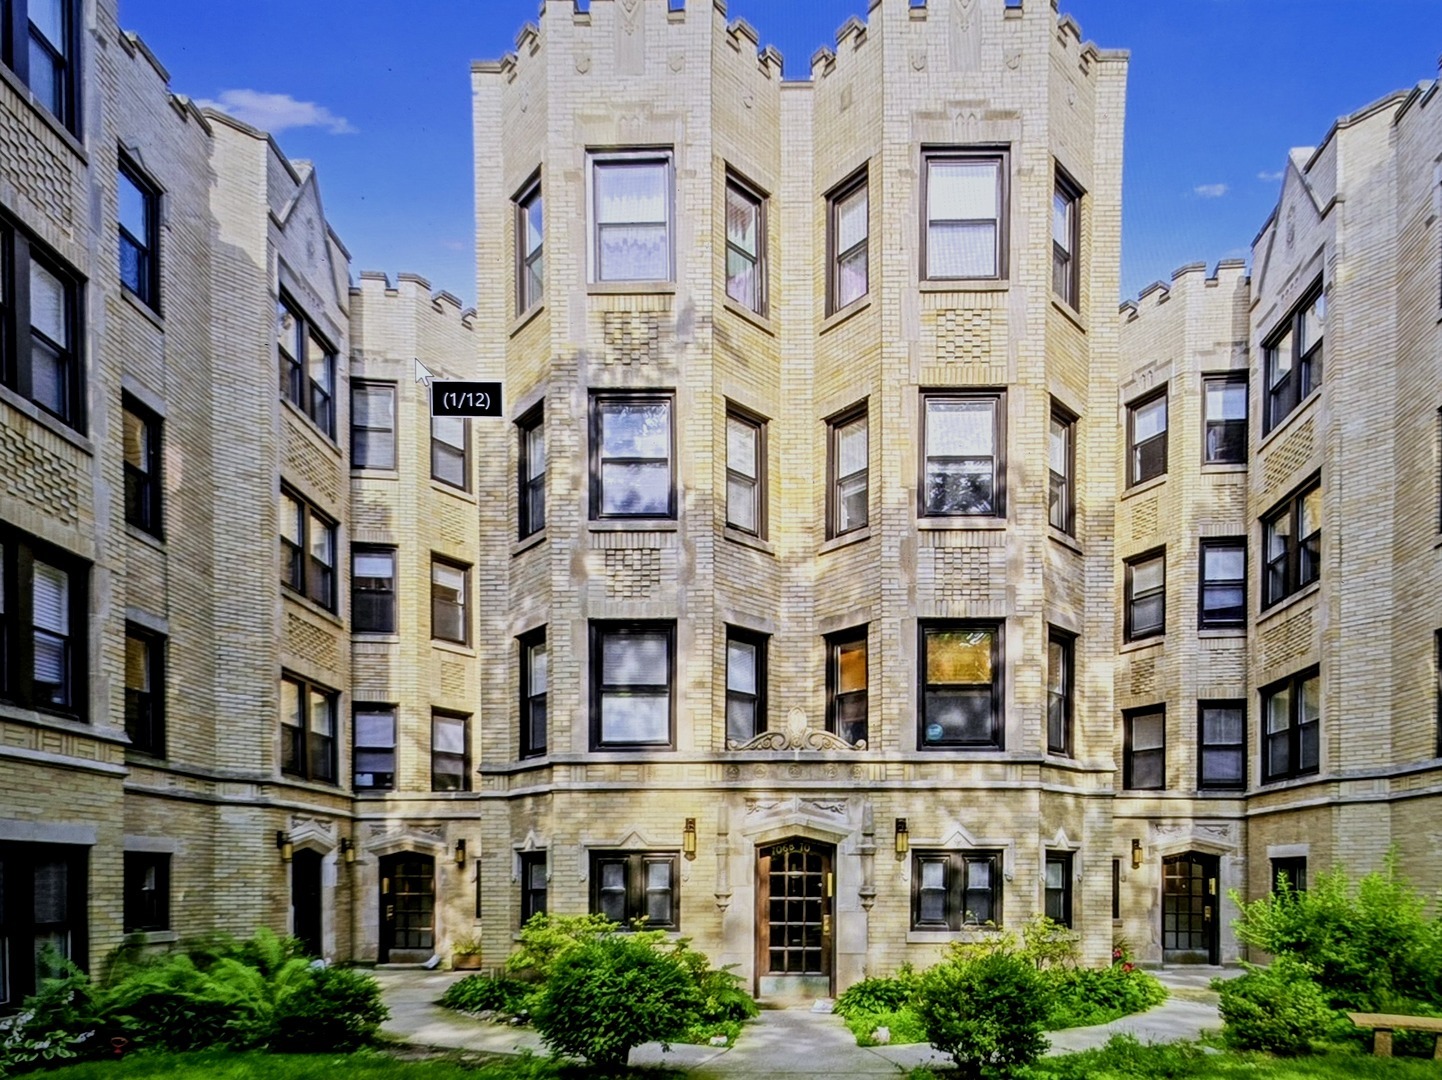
left=928, top=161, right=997, bottom=278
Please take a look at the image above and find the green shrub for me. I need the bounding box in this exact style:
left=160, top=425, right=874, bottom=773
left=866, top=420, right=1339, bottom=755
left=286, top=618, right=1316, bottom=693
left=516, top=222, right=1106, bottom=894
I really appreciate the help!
left=439, top=975, right=533, bottom=1017
left=1022, top=1033, right=1209, bottom=1079
left=1044, top=963, right=1167, bottom=1029
left=834, top=965, right=921, bottom=1018
left=0, top=953, right=102, bottom=1077
left=914, top=948, right=1048, bottom=1078
left=842, top=1006, right=929, bottom=1047
left=1216, top=956, right=1335, bottom=1055
left=272, top=966, right=388, bottom=1052
left=530, top=935, right=702, bottom=1068
left=504, top=913, right=615, bottom=982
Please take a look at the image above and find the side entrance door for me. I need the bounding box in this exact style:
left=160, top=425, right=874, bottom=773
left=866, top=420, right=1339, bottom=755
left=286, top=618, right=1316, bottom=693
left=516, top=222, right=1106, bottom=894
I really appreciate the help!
left=379, top=853, right=435, bottom=964
left=1161, top=851, right=1219, bottom=964
left=290, top=848, right=323, bottom=958
left=755, top=839, right=834, bottom=998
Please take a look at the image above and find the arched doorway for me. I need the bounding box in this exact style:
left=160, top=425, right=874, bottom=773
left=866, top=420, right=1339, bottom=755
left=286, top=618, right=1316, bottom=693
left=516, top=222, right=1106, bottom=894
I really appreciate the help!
left=1162, top=851, right=1219, bottom=964
left=290, top=848, right=323, bottom=958
left=755, top=838, right=834, bottom=998
left=378, top=852, right=435, bottom=964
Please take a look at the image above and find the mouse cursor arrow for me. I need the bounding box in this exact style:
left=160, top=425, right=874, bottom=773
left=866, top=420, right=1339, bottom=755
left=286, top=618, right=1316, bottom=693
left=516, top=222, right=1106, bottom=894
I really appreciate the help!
left=414, top=358, right=435, bottom=385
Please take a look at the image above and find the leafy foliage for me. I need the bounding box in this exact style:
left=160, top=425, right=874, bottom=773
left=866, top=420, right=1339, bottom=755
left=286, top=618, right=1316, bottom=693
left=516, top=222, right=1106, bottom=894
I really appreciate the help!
left=503, top=914, right=615, bottom=983
left=913, top=947, right=1049, bottom=1078
left=439, top=976, right=534, bottom=1018
left=272, top=966, right=389, bottom=1053
left=835, top=965, right=922, bottom=1018
left=0, top=952, right=100, bottom=1078
left=1044, top=963, right=1168, bottom=1030
left=1215, top=956, right=1335, bottom=1056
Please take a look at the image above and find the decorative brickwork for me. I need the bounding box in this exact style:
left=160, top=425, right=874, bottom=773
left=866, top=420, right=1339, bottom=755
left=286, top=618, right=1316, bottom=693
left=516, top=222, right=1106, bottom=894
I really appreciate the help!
left=604, top=548, right=662, bottom=598
left=1263, top=418, right=1315, bottom=491
left=602, top=311, right=662, bottom=365
left=0, top=422, right=79, bottom=524
left=0, top=88, right=75, bottom=229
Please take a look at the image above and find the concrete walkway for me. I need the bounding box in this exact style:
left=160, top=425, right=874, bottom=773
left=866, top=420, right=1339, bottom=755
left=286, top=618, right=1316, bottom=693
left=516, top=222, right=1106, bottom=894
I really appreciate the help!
left=375, top=965, right=1230, bottom=1075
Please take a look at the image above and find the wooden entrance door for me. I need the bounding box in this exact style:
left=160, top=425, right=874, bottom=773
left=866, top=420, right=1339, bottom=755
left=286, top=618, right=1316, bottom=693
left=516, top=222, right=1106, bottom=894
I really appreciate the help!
left=290, top=848, right=324, bottom=958
left=756, top=840, right=833, bottom=996
left=1162, top=852, right=1219, bottom=964
left=379, top=853, right=435, bottom=963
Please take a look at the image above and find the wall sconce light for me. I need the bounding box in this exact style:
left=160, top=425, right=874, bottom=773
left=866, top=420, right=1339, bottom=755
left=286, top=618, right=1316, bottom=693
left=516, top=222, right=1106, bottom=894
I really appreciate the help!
left=1131, top=838, right=1144, bottom=870
left=340, top=838, right=355, bottom=864
left=683, top=817, right=697, bottom=860
left=894, top=818, right=909, bottom=856
left=455, top=839, right=467, bottom=867
left=276, top=831, right=293, bottom=863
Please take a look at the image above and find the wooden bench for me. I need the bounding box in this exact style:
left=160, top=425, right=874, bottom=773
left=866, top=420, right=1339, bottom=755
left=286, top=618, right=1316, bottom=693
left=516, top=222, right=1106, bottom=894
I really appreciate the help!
left=1347, top=1012, right=1442, bottom=1058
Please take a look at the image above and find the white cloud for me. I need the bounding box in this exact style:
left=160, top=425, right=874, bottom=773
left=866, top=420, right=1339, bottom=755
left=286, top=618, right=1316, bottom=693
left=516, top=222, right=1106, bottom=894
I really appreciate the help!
left=1193, top=183, right=1229, bottom=199
left=195, top=89, right=356, bottom=135
left=1257, top=170, right=1285, bottom=182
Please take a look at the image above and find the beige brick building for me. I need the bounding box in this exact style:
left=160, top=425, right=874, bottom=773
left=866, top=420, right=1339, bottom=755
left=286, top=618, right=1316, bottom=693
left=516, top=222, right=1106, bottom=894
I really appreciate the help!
left=0, top=0, right=1439, bottom=1005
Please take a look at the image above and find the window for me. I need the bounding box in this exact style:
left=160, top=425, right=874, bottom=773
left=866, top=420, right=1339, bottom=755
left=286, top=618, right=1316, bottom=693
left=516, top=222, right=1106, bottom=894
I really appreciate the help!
left=725, top=408, right=765, bottom=536
left=1199, top=538, right=1246, bottom=628
left=590, top=851, right=679, bottom=928
left=1124, top=707, right=1165, bottom=790
left=590, top=622, right=674, bottom=749
left=725, top=174, right=767, bottom=314
left=1204, top=375, right=1247, bottom=464
left=827, top=626, right=868, bottom=746
left=118, top=156, right=160, bottom=310
left=0, top=222, right=83, bottom=428
left=122, top=397, right=162, bottom=537
left=1111, top=859, right=1121, bottom=920
left=1046, top=629, right=1074, bottom=756
left=825, top=167, right=869, bottom=313
left=1052, top=169, right=1081, bottom=307
left=520, top=627, right=547, bottom=758
left=1264, top=284, right=1324, bottom=433
left=921, top=391, right=1004, bottom=517
left=1198, top=701, right=1246, bottom=790
left=123, top=852, right=170, bottom=932
left=515, top=173, right=543, bottom=314
left=1048, top=405, right=1075, bottom=535
left=912, top=851, right=1002, bottom=930
left=725, top=628, right=767, bottom=745
left=431, top=414, right=469, bottom=490
left=1437, top=630, right=1442, bottom=759
left=280, top=674, right=337, bottom=783
left=1044, top=853, right=1073, bottom=928
left=1127, top=389, right=1167, bottom=487
left=0, top=528, right=88, bottom=717
left=353, top=704, right=396, bottom=791
left=351, top=381, right=396, bottom=469
left=518, top=405, right=546, bottom=538
left=0, top=843, right=87, bottom=1007
left=2, top=0, right=78, bottom=131
left=919, top=622, right=1003, bottom=749
left=279, top=489, right=336, bottom=611
left=431, top=711, right=470, bottom=792
left=1263, top=479, right=1321, bottom=607
left=431, top=558, right=469, bottom=645
left=1271, top=857, right=1307, bottom=895
left=923, top=149, right=1008, bottom=281
left=827, top=404, right=868, bottom=538
left=276, top=295, right=336, bottom=438
left=591, top=393, right=674, bottom=519
left=589, top=151, right=673, bottom=282
left=352, top=547, right=396, bottom=634
left=1261, top=668, right=1320, bottom=783
left=124, top=624, right=165, bottom=757
left=520, top=851, right=547, bottom=926
left=1124, top=549, right=1165, bottom=641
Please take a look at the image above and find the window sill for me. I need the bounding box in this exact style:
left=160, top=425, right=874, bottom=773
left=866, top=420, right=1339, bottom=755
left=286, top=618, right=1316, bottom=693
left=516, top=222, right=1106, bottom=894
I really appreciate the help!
left=280, top=399, right=341, bottom=457
left=917, top=516, right=1006, bottom=531
left=125, top=523, right=166, bottom=552
left=587, top=282, right=676, bottom=296
left=1257, top=581, right=1321, bottom=626
left=514, top=530, right=547, bottom=556
left=820, top=296, right=871, bottom=335
left=820, top=527, right=871, bottom=555
left=1120, top=474, right=1167, bottom=500
left=431, top=639, right=477, bottom=658
left=721, top=298, right=775, bottom=336
left=588, top=519, right=678, bottom=533
left=510, top=303, right=545, bottom=337
left=0, top=701, right=123, bottom=743
left=0, top=64, right=87, bottom=163
left=1119, top=636, right=1164, bottom=655
left=724, top=527, right=774, bottom=555
left=907, top=927, right=1007, bottom=945
left=125, top=930, right=179, bottom=946
left=276, top=774, right=346, bottom=796
left=1050, top=296, right=1086, bottom=333
left=587, top=745, right=677, bottom=756
left=281, top=588, right=345, bottom=630
left=351, top=633, right=400, bottom=644
left=1048, top=529, right=1083, bottom=556
left=352, top=468, right=400, bottom=481
left=0, top=384, right=93, bottom=454
left=1200, top=462, right=1249, bottom=474
left=918, top=278, right=1009, bottom=294
left=430, top=479, right=478, bottom=504
left=1196, top=627, right=1246, bottom=639
left=1257, top=391, right=1321, bottom=454
left=121, top=287, right=165, bottom=331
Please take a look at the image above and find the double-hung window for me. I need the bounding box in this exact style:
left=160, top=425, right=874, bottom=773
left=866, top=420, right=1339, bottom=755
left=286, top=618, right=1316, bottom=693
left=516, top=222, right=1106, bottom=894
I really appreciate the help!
left=1198, top=701, right=1245, bottom=790
left=123, top=852, right=170, bottom=933
left=919, top=622, right=1003, bottom=749
left=1048, top=405, right=1076, bottom=534
left=725, top=628, right=767, bottom=745
left=280, top=674, right=337, bottom=783
left=353, top=704, right=396, bottom=791
left=3, top=0, right=78, bottom=131
left=431, top=711, right=469, bottom=791
left=0, top=528, right=88, bottom=717
left=1044, top=853, right=1073, bottom=928
left=431, top=557, right=469, bottom=645
left=725, top=175, right=766, bottom=315
left=591, top=622, right=674, bottom=750
left=1124, top=707, right=1165, bottom=790
left=276, top=295, right=336, bottom=438
left=725, top=408, right=764, bottom=536
left=1124, top=549, right=1165, bottom=641
left=1264, top=284, right=1324, bottom=433
left=518, top=405, right=546, bottom=538
left=279, top=489, right=336, bottom=611
left=519, top=627, right=548, bottom=758
left=827, top=168, right=869, bottom=312
left=923, top=149, right=1008, bottom=281
left=520, top=851, right=548, bottom=926
left=352, top=546, right=396, bottom=634
left=1046, top=629, right=1074, bottom=756
left=591, top=851, right=679, bottom=929
left=351, top=381, right=396, bottom=470
left=124, top=624, right=165, bottom=756
left=122, top=397, right=163, bottom=537
left=828, top=404, right=868, bottom=537
left=1127, top=389, right=1167, bottom=487
left=912, top=851, right=1002, bottom=930
left=1263, top=479, right=1321, bottom=607
left=1199, top=538, right=1246, bottom=628
left=118, top=156, right=161, bottom=311
left=589, top=151, right=673, bottom=283
left=431, top=414, right=469, bottom=490
left=921, top=391, right=1004, bottom=517
left=591, top=392, right=674, bottom=519
left=1052, top=169, right=1081, bottom=307
left=827, top=627, right=868, bottom=746
left=0, top=222, right=83, bottom=428
left=1271, top=857, right=1307, bottom=895
left=515, top=173, right=543, bottom=314
left=1203, top=375, right=1247, bottom=464
left=1261, top=668, right=1319, bottom=783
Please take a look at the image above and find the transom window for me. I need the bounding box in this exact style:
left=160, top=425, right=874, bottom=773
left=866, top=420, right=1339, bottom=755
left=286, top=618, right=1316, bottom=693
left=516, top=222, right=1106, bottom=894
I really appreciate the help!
left=725, top=409, right=765, bottom=536
left=1124, top=549, right=1165, bottom=641
left=1264, top=284, right=1324, bottom=433
left=279, top=488, right=336, bottom=612
left=1199, top=538, right=1246, bottom=628
left=828, top=405, right=869, bottom=538
left=1203, top=375, right=1247, bottom=464
left=431, top=711, right=470, bottom=792
left=921, top=391, right=1004, bottom=517
left=353, top=704, right=397, bottom=791
left=1046, top=629, right=1074, bottom=756
left=515, top=173, right=544, bottom=314
left=827, top=168, right=869, bottom=313
left=276, top=295, right=336, bottom=438
left=280, top=674, right=337, bottom=783
left=1127, top=389, right=1168, bottom=487
left=431, top=414, right=469, bottom=490
left=352, top=546, right=397, bottom=634
left=1263, top=479, right=1321, bottom=608
left=124, top=624, right=165, bottom=757
left=725, top=174, right=766, bottom=315
left=1048, top=405, right=1076, bottom=535
left=518, top=406, right=546, bottom=539
left=1198, top=701, right=1245, bottom=790
left=118, top=156, right=161, bottom=310
left=122, top=397, right=163, bottom=538
left=591, top=851, right=679, bottom=929
left=520, top=627, right=548, bottom=759
left=431, top=558, right=470, bottom=645
left=1262, top=668, right=1319, bottom=783
left=923, top=149, right=1008, bottom=280
left=725, top=628, right=767, bottom=745
left=827, top=627, right=868, bottom=747
left=0, top=528, right=88, bottom=718
left=591, top=393, right=674, bottom=519
left=912, top=851, right=1002, bottom=930
left=919, top=622, right=1002, bottom=749
left=591, top=622, right=675, bottom=750
left=0, top=222, right=83, bottom=428
left=1052, top=169, right=1081, bottom=307
left=589, top=152, right=673, bottom=283
left=1124, top=707, right=1165, bottom=790
left=351, top=381, right=397, bottom=470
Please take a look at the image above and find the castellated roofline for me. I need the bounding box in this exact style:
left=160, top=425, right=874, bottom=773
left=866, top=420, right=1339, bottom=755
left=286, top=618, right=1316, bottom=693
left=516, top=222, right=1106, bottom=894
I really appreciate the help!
left=118, top=30, right=212, bottom=132
left=353, top=272, right=477, bottom=329
left=1119, top=260, right=1251, bottom=321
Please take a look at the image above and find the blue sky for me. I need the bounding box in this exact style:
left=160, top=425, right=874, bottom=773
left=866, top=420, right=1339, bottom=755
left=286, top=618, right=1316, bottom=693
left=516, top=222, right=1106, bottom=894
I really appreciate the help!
left=120, top=0, right=1440, bottom=306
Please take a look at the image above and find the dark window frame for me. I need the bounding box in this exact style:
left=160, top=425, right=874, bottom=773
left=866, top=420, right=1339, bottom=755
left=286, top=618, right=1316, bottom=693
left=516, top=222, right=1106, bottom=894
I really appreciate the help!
left=279, top=487, right=337, bottom=612
left=826, top=625, right=868, bottom=747
left=590, top=850, right=680, bottom=929
left=918, top=620, right=1004, bottom=750
left=0, top=525, right=89, bottom=721
left=588, top=149, right=675, bottom=284
left=825, top=164, right=869, bottom=315
left=1198, top=699, right=1247, bottom=791
left=0, top=218, right=86, bottom=430
left=123, top=622, right=165, bottom=757
left=919, top=389, right=1006, bottom=519
left=519, top=850, right=548, bottom=926
left=123, top=851, right=170, bottom=933
left=351, top=545, right=397, bottom=635
left=2, top=0, right=81, bottom=133
left=589, top=621, right=676, bottom=751
left=350, top=380, right=397, bottom=471
left=1123, top=705, right=1166, bottom=791
left=279, top=672, right=337, bottom=784
left=430, top=555, right=471, bottom=646
left=1198, top=537, right=1246, bottom=629
left=1271, top=856, right=1307, bottom=895
left=122, top=394, right=163, bottom=538
left=117, top=153, right=161, bottom=312
left=1111, top=858, right=1121, bottom=920
left=1124, top=547, right=1166, bottom=641
left=352, top=702, right=397, bottom=792
left=1046, top=627, right=1074, bottom=757
left=0, top=841, right=89, bottom=1007
left=1262, top=477, right=1321, bottom=609
left=1052, top=166, right=1082, bottom=308
left=826, top=401, right=869, bottom=539
left=1048, top=402, right=1076, bottom=535
left=724, top=626, right=768, bottom=746
left=1263, top=281, right=1324, bottom=434
left=1436, top=629, right=1442, bottom=759
left=1203, top=373, right=1248, bottom=464
left=724, top=404, right=767, bottom=538
left=517, top=403, right=546, bottom=539
left=1126, top=386, right=1168, bottom=487
left=519, top=626, right=548, bottom=759
left=431, top=412, right=470, bottom=491
left=920, top=147, right=1011, bottom=282
left=276, top=292, right=337, bottom=440
left=724, top=168, right=768, bottom=317
left=1044, top=851, right=1073, bottom=928
left=910, top=850, right=1003, bottom=931
left=589, top=390, right=676, bottom=521
left=515, top=170, right=544, bottom=316
left=1260, top=667, right=1320, bottom=784
left=430, top=709, right=471, bottom=792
